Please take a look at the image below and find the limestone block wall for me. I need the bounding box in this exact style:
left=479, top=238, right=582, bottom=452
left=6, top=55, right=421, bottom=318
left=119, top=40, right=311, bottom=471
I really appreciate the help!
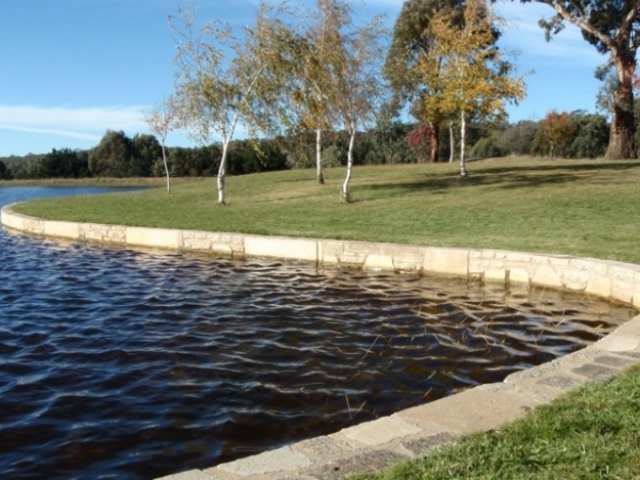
left=3, top=202, right=640, bottom=310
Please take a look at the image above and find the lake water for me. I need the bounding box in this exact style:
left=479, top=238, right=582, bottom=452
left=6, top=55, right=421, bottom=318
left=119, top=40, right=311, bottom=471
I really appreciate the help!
left=0, top=187, right=635, bottom=479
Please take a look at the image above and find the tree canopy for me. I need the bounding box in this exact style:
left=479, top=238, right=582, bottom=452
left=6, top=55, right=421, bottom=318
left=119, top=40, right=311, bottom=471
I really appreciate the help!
left=384, top=0, right=503, bottom=162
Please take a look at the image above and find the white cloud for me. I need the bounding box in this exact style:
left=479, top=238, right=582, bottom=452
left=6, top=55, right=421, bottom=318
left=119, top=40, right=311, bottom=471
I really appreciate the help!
left=0, top=104, right=149, bottom=140
left=0, top=125, right=101, bottom=142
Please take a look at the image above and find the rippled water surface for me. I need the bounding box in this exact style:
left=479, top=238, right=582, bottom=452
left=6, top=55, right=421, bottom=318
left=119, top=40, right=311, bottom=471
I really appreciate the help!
left=0, top=187, right=636, bottom=480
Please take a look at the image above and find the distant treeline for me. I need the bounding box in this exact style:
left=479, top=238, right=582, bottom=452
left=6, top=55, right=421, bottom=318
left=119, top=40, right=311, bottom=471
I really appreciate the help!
left=0, top=109, right=625, bottom=181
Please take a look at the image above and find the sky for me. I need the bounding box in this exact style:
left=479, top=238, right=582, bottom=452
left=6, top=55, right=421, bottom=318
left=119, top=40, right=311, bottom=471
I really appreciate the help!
left=0, top=0, right=610, bottom=157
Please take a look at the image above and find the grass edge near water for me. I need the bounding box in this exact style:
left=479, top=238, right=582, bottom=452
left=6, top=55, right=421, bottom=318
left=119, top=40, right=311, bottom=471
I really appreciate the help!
left=353, top=363, right=640, bottom=480
left=9, top=158, right=640, bottom=264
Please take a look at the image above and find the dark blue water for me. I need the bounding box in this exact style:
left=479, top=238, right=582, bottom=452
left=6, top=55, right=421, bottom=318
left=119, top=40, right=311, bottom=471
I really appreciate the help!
left=0, top=187, right=635, bottom=480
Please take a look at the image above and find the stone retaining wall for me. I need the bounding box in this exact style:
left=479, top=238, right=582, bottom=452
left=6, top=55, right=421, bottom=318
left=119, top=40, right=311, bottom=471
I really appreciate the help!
left=3, top=202, right=640, bottom=309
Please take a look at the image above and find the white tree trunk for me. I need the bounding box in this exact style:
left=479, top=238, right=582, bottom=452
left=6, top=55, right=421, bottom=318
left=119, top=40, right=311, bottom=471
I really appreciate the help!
left=218, top=140, right=229, bottom=205
left=459, top=111, right=468, bottom=177
left=316, top=128, right=324, bottom=184
left=448, top=121, right=454, bottom=163
left=161, top=142, right=171, bottom=194
left=341, top=128, right=356, bottom=203
left=217, top=112, right=242, bottom=206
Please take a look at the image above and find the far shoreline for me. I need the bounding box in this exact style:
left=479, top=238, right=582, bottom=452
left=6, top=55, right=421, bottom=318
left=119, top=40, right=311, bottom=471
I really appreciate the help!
left=0, top=177, right=204, bottom=188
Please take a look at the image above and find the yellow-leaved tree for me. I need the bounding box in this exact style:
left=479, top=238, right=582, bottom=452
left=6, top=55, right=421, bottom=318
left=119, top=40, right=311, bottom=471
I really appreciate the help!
left=421, top=0, right=527, bottom=176
left=256, top=0, right=349, bottom=185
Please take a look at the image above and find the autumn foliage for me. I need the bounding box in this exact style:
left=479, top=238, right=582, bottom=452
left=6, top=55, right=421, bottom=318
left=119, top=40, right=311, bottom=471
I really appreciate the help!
left=406, top=124, right=436, bottom=163
left=540, top=109, right=578, bottom=159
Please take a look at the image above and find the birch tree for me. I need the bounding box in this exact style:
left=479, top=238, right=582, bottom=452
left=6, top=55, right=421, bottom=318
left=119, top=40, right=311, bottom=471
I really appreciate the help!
left=306, top=0, right=350, bottom=184
left=145, top=95, right=180, bottom=194
left=261, top=0, right=385, bottom=198
left=331, top=16, right=388, bottom=202
left=506, top=0, right=640, bottom=159
left=422, top=0, right=526, bottom=176
left=171, top=4, right=282, bottom=205
left=258, top=0, right=347, bottom=184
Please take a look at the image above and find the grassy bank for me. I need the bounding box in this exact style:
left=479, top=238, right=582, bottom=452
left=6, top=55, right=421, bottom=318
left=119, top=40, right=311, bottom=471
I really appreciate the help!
left=12, top=157, right=640, bottom=263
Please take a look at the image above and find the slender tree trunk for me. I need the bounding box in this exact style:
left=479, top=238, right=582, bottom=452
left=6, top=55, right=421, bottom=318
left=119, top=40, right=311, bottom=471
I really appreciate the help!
left=218, top=141, right=229, bottom=206
left=316, top=128, right=324, bottom=184
left=606, top=53, right=637, bottom=159
left=161, top=142, right=171, bottom=194
left=448, top=121, right=454, bottom=163
left=428, top=122, right=440, bottom=163
left=459, top=111, right=468, bottom=177
left=341, top=128, right=356, bottom=203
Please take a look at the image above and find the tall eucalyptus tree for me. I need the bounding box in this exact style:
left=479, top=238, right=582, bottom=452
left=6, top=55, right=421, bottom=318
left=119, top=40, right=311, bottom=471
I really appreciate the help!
left=505, top=0, right=640, bottom=159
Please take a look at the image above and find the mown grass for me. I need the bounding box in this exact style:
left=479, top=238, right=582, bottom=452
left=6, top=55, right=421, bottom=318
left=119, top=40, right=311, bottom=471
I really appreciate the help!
left=12, top=157, right=640, bottom=263
left=356, top=363, right=640, bottom=480
left=8, top=157, right=640, bottom=478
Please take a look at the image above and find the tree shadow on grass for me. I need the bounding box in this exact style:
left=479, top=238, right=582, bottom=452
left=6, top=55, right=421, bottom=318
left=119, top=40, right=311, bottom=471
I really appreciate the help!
left=359, top=160, right=640, bottom=198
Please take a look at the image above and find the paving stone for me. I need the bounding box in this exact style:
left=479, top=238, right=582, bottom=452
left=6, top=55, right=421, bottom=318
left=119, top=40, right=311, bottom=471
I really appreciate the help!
left=275, top=477, right=315, bottom=480
left=608, top=317, right=640, bottom=340
left=400, top=431, right=460, bottom=457
left=619, top=351, right=640, bottom=360
left=478, top=381, right=559, bottom=406
left=572, top=363, right=619, bottom=382
left=593, top=354, right=639, bottom=369
left=341, top=416, right=423, bottom=446
left=155, top=470, right=220, bottom=480
left=395, top=387, right=531, bottom=434
left=292, top=436, right=356, bottom=461
left=216, top=446, right=311, bottom=477
left=594, top=334, right=640, bottom=353
left=535, top=374, right=586, bottom=391
left=305, top=449, right=406, bottom=480
left=506, top=348, right=612, bottom=385
left=500, top=379, right=572, bottom=404
left=257, top=475, right=317, bottom=480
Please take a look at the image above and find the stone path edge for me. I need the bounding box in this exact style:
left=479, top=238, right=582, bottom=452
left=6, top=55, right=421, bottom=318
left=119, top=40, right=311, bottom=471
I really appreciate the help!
left=3, top=203, right=640, bottom=480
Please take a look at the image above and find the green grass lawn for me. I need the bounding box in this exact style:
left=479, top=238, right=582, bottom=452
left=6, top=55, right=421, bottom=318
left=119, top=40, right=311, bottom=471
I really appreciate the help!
left=12, top=157, right=640, bottom=263
left=9, top=157, right=640, bottom=479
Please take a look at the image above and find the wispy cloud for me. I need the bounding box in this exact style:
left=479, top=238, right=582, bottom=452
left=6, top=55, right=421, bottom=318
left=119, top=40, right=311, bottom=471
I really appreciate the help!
left=0, top=125, right=101, bottom=142
left=495, top=2, right=605, bottom=65
left=0, top=104, right=149, bottom=141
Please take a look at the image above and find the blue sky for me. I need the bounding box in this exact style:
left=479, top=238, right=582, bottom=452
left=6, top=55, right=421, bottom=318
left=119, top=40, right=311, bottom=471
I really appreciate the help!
left=0, top=0, right=609, bottom=157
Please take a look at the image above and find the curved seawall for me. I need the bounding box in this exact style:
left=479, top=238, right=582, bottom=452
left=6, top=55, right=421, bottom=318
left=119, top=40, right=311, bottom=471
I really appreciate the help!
left=3, top=202, right=640, bottom=309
